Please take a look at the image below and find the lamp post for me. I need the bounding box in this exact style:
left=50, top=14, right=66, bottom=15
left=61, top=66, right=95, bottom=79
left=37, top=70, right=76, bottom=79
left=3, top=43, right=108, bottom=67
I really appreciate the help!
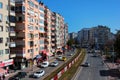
left=112, top=43, right=115, bottom=67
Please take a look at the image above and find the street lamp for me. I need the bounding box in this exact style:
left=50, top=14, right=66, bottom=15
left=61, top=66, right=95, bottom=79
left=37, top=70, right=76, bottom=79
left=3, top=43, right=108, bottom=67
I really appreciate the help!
left=112, top=43, right=115, bottom=67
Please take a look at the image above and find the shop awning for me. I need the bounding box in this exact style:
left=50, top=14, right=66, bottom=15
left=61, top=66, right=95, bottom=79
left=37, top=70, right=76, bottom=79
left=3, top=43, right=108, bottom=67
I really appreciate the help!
left=41, top=50, right=53, bottom=56
left=0, top=68, right=7, bottom=75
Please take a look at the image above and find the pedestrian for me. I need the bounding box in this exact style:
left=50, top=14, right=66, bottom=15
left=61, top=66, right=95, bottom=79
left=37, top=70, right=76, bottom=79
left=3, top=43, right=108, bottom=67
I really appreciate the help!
left=2, top=75, right=5, bottom=80
left=0, top=76, right=1, bottom=80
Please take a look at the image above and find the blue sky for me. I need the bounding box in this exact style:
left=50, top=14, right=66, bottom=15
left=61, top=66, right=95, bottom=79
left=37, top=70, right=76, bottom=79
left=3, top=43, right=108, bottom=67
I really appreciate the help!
left=38, top=0, right=120, bottom=33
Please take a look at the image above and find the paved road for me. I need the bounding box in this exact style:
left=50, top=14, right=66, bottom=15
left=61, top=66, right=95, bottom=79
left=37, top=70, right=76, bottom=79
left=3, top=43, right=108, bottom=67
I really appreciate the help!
left=74, top=53, right=108, bottom=80
left=8, top=50, right=75, bottom=80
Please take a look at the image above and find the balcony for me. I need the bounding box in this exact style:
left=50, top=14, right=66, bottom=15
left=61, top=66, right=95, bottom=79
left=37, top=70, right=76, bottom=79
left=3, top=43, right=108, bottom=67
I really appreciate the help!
left=51, top=33, right=55, bottom=36
left=17, top=32, right=25, bottom=38
left=15, top=0, right=25, bottom=4
left=10, top=0, right=15, bottom=6
left=51, top=27, right=55, bottom=31
left=52, top=43, right=55, bottom=46
left=9, top=53, right=16, bottom=58
left=10, top=23, right=15, bottom=26
left=52, top=22, right=55, bottom=25
left=9, top=42, right=16, bottom=47
left=10, top=31, right=16, bottom=36
left=51, top=38, right=55, bottom=41
left=10, top=11, right=15, bottom=16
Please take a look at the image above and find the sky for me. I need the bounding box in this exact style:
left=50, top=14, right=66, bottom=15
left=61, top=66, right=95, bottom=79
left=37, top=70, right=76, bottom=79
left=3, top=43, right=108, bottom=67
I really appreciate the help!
left=38, top=0, right=120, bottom=33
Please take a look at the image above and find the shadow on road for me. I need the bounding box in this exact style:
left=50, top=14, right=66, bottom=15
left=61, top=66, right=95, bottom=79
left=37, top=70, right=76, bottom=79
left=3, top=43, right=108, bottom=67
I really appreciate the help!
left=99, top=69, right=120, bottom=79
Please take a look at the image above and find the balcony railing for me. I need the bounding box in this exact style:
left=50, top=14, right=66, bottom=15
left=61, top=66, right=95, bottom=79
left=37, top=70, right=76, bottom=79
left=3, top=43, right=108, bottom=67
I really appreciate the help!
left=10, top=0, right=15, bottom=3
left=10, top=31, right=16, bottom=36
left=9, top=42, right=16, bottom=47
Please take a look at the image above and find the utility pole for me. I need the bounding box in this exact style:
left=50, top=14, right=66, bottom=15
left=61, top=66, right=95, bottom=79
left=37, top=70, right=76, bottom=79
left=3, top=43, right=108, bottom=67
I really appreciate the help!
left=112, top=43, right=115, bottom=67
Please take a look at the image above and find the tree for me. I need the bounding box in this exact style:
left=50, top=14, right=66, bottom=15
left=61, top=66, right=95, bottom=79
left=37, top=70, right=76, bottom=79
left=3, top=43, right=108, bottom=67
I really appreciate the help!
left=114, top=30, right=120, bottom=58
left=67, top=39, right=75, bottom=47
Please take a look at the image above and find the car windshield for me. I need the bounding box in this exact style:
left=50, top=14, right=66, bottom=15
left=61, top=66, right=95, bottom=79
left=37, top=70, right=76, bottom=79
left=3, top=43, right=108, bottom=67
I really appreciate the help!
left=36, top=72, right=41, bottom=74
left=42, top=63, right=47, bottom=65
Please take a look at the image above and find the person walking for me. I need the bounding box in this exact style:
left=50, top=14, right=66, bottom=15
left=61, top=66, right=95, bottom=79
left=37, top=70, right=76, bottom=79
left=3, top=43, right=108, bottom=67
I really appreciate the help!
left=2, top=75, right=5, bottom=80
left=0, top=76, right=1, bottom=80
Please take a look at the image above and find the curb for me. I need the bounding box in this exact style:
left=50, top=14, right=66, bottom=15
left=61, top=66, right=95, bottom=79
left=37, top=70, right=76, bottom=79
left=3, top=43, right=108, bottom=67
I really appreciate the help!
left=71, top=52, right=87, bottom=80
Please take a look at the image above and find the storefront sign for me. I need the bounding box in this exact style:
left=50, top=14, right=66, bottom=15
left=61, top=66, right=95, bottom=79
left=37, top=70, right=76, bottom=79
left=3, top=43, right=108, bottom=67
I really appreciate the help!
left=0, top=59, right=14, bottom=67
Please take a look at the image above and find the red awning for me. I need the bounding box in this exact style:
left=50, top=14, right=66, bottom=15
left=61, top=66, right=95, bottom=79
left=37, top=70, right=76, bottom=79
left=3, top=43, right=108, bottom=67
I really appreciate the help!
left=116, top=59, right=120, bottom=63
left=41, top=50, right=53, bottom=56
left=0, top=68, right=7, bottom=76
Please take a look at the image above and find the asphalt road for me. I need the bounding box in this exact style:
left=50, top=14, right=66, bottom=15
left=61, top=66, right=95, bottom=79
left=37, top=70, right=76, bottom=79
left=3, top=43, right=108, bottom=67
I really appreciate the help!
left=20, top=50, right=75, bottom=80
left=74, top=53, right=108, bottom=80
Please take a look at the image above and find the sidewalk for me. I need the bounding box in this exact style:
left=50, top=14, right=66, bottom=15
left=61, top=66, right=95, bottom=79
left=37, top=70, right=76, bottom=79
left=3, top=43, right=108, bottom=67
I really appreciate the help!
left=102, top=55, right=120, bottom=80
left=6, top=56, right=56, bottom=80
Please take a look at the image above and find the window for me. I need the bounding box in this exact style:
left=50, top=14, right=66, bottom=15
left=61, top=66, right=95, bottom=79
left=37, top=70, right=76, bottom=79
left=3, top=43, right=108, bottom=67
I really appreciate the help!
left=0, top=37, right=3, bottom=43
left=0, top=2, right=3, bottom=9
left=40, top=20, right=44, bottom=24
left=5, top=49, right=9, bottom=54
left=0, top=50, right=3, bottom=56
left=10, top=6, right=15, bottom=12
left=0, top=26, right=3, bottom=31
left=40, top=14, right=44, bottom=17
left=39, top=7, right=44, bottom=12
left=0, top=14, right=2, bottom=21
left=9, top=16, right=16, bottom=22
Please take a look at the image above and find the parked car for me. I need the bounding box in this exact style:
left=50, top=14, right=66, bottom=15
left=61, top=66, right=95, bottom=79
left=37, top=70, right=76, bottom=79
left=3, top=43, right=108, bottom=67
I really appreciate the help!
left=57, top=56, right=62, bottom=60
left=14, top=72, right=27, bottom=79
left=33, top=70, right=45, bottom=78
left=8, top=76, right=20, bottom=80
left=40, top=61, right=49, bottom=68
left=50, top=61, right=59, bottom=67
left=62, top=56, right=67, bottom=61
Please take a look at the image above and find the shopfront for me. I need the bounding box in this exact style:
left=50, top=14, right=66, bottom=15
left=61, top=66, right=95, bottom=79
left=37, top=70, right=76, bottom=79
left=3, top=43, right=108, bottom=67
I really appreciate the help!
left=0, top=59, right=14, bottom=76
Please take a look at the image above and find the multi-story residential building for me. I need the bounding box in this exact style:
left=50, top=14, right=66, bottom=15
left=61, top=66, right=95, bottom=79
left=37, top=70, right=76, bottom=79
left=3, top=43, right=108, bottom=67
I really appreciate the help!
left=44, top=6, right=52, bottom=55
left=77, top=28, right=90, bottom=47
left=51, top=12, right=56, bottom=52
left=89, top=25, right=110, bottom=50
left=0, top=0, right=68, bottom=70
left=51, top=12, right=65, bottom=52
left=11, top=0, right=46, bottom=69
left=64, top=23, right=68, bottom=46
left=55, top=13, right=64, bottom=49
left=0, top=0, right=14, bottom=75
left=69, top=32, right=77, bottom=40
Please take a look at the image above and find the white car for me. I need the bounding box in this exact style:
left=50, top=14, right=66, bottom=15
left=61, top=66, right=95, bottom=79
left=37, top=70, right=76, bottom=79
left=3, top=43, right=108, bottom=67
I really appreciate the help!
left=40, top=61, right=49, bottom=68
left=33, top=70, right=45, bottom=78
left=50, top=61, right=59, bottom=67
left=57, top=56, right=62, bottom=60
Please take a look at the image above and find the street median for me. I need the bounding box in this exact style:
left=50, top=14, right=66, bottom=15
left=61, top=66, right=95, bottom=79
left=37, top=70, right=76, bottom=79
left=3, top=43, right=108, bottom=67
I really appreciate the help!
left=43, top=49, right=86, bottom=80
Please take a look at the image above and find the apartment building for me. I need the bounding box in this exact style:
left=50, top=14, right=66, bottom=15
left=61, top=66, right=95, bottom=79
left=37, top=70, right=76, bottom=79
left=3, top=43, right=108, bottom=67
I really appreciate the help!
left=44, top=6, right=53, bottom=55
left=89, top=25, right=110, bottom=50
left=0, top=0, right=68, bottom=70
left=0, top=0, right=14, bottom=75
left=51, top=12, right=56, bottom=52
left=10, top=0, right=46, bottom=69
left=64, top=23, right=68, bottom=46
left=77, top=28, right=90, bottom=47
left=55, top=13, right=64, bottom=49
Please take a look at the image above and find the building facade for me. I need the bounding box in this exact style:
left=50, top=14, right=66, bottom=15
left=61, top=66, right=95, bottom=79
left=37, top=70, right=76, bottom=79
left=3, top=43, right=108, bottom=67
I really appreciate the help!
left=0, top=0, right=14, bottom=75
left=77, top=28, right=90, bottom=48
left=0, top=0, right=68, bottom=70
